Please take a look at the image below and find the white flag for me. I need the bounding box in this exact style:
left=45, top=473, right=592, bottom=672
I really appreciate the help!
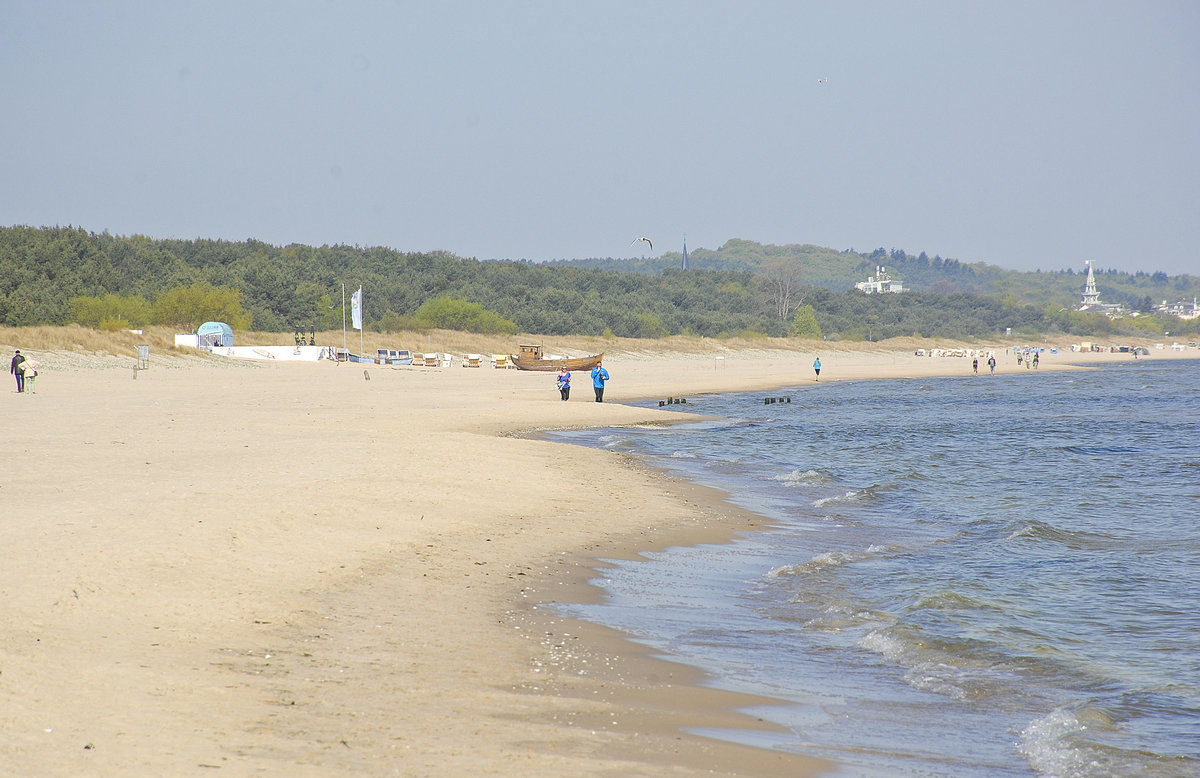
left=351, top=287, right=363, bottom=330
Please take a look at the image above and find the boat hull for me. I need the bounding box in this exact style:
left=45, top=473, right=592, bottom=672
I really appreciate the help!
left=347, top=354, right=413, bottom=365
left=509, top=353, right=603, bottom=371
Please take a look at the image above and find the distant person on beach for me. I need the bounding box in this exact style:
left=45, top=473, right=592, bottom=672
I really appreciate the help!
left=23, top=362, right=37, bottom=393
left=813, top=357, right=821, bottom=381
left=591, top=362, right=610, bottom=402
left=1032, top=353, right=1039, bottom=369
left=556, top=367, right=571, bottom=401
left=988, top=355, right=996, bottom=375
left=973, top=357, right=979, bottom=376
left=10, top=349, right=25, bottom=393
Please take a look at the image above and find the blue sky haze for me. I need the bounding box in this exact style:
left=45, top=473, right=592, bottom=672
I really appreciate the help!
left=2, top=1, right=1197, bottom=275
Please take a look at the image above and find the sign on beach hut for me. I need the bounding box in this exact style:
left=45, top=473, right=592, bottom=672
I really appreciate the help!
left=197, top=321, right=234, bottom=349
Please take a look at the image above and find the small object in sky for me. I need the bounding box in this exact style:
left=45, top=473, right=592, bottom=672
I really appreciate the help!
left=630, top=237, right=653, bottom=251
left=817, top=77, right=828, bottom=84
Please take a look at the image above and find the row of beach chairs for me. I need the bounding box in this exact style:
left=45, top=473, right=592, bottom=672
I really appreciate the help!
left=406, top=353, right=513, bottom=368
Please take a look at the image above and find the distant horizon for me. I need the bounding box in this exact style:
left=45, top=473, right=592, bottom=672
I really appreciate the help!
left=5, top=222, right=1190, bottom=279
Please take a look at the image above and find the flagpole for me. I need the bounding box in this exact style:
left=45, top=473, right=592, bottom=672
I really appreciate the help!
left=341, top=284, right=347, bottom=353
left=359, top=287, right=364, bottom=357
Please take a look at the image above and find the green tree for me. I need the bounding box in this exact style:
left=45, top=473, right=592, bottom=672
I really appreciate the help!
left=633, top=313, right=669, bottom=338
left=152, top=283, right=252, bottom=331
left=414, top=297, right=518, bottom=334
left=789, top=304, right=822, bottom=339
left=69, top=294, right=154, bottom=328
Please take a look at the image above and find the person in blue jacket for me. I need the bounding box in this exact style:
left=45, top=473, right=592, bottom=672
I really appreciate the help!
left=813, top=356, right=821, bottom=382
left=591, top=361, right=610, bottom=403
left=556, top=367, right=571, bottom=401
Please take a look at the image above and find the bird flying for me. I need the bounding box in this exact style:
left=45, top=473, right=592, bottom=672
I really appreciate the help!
left=630, top=236, right=653, bottom=251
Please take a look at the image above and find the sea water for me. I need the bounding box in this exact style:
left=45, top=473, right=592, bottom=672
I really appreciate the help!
left=547, top=359, right=1200, bottom=777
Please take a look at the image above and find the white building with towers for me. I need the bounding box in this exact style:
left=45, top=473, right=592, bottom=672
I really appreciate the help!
left=854, top=266, right=904, bottom=294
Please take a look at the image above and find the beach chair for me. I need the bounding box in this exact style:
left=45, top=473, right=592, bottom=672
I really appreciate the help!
left=491, top=354, right=509, bottom=369
left=463, top=354, right=481, bottom=368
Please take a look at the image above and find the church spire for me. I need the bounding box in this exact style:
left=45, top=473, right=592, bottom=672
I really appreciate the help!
left=1081, top=260, right=1101, bottom=307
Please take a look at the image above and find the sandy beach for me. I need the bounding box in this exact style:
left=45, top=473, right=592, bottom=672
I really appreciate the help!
left=1, top=341, right=1188, bottom=776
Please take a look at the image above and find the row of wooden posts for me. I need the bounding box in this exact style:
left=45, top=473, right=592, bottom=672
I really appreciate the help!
left=657, top=396, right=793, bottom=406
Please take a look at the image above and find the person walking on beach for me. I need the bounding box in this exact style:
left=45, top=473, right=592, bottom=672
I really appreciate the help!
left=813, top=356, right=821, bottom=382
left=988, top=355, right=996, bottom=376
left=1032, top=352, right=1039, bottom=369
left=556, top=367, right=571, bottom=401
left=972, top=357, right=979, bottom=376
left=591, top=361, right=610, bottom=403
left=10, top=349, right=25, bottom=393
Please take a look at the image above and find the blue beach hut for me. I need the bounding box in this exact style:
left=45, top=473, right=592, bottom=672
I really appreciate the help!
left=197, top=321, right=234, bottom=349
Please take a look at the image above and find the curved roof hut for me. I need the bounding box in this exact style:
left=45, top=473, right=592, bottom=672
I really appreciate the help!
left=197, top=321, right=234, bottom=349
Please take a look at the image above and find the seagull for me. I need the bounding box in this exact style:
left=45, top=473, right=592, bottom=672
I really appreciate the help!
left=817, top=78, right=827, bottom=84
left=630, top=236, right=653, bottom=251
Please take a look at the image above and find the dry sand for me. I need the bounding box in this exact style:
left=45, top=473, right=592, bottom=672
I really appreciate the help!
left=1, top=343, right=1187, bottom=776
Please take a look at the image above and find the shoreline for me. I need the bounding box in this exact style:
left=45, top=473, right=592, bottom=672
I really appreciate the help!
left=1, top=344, right=1192, bottom=776
left=504, top=346, right=1196, bottom=774
left=505, top=452, right=826, bottom=776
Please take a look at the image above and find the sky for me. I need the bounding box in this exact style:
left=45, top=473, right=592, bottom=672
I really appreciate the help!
left=2, top=1, right=1198, bottom=276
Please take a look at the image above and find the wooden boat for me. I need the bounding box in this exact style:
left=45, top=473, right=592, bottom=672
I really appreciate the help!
left=509, top=344, right=603, bottom=372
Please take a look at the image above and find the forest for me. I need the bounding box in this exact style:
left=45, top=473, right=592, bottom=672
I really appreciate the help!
left=1, top=226, right=1196, bottom=342
left=560, top=239, right=1200, bottom=310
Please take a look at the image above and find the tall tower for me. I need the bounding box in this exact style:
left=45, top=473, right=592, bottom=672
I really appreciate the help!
left=1081, top=261, right=1101, bottom=308
left=682, top=234, right=688, bottom=270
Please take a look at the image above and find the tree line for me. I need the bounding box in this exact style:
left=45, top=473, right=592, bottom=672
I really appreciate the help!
left=560, top=240, right=1200, bottom=310
left=1, top=226, right=1195, bottom=341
